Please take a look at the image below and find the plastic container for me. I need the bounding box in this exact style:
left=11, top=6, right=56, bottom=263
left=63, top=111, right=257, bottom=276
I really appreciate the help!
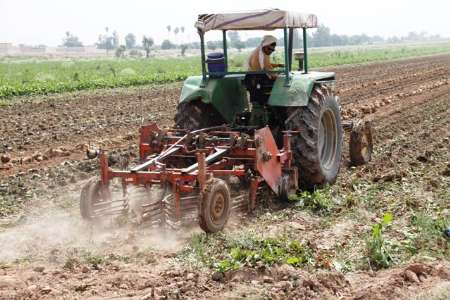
left=206, top=52, right=225, bottom=74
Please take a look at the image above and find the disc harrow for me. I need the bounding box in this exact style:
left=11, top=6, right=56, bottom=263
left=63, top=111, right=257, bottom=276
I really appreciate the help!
left=80, top=123, right=297, bottom=232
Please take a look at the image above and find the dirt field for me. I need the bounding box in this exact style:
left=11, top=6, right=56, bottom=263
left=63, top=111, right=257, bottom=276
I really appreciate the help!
left=0, top=54, right=449, bottom=299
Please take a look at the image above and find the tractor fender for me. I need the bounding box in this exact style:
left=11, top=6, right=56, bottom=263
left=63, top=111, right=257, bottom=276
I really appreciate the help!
left=179, top=75, right=248, bottom=123
left=268, top=71, right=335, bottom=107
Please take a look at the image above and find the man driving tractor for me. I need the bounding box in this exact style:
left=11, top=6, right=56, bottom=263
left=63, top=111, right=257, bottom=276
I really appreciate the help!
left=246, top=35, right=284, bottom=126
left=247, top=35, right=284, bottom=73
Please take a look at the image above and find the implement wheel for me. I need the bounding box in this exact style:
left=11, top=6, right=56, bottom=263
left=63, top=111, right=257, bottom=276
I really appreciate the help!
left=350, top=120, right=373, bottom=166
left=80, top=178, right=111, bottom=221
left=198, top=178, right=231, bottom=233
left=286, top=85, right=343, bottom=189
left=174, top=100, right=225, bottom=130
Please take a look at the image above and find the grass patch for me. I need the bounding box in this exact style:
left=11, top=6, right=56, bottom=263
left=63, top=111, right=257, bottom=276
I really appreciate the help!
left=409, top=212, right=450, bottom=258
left=178, top=231, right=313, bottom=273
left=61, top=247, right=156, bottom=270
left=289, top=188, right=334, bottom=215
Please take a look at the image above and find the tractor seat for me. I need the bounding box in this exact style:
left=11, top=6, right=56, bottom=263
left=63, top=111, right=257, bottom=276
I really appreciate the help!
left=243, top=74, right=275, bottom=105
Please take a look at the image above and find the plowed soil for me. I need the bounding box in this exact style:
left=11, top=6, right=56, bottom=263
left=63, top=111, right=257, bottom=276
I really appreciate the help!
left=0, top=54, right=449, bottom=299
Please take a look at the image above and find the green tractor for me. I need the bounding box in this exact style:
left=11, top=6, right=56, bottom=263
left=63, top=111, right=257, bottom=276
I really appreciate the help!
left=175, top=9, right=372, bottom=189
left=79, top=10, right=373, bottom=231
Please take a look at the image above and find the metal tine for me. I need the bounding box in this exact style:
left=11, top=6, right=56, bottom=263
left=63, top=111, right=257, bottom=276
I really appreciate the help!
left=92, top=204, right=128, bottom=214
left=91, top=210, right=126, bottom=217
left=92, top=199, right=127, bottom=207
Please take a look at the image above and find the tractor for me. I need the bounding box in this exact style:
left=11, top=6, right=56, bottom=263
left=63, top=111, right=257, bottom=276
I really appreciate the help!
left=80, top=9, right=373, bottom=233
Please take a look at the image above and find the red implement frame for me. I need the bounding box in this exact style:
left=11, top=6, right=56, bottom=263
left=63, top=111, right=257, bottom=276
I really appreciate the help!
left=97, top=123, right=298, bottom=223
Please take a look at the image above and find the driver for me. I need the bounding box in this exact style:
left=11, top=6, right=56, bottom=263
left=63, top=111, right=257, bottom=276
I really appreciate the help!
left=247, top=35, right=284, bottom=73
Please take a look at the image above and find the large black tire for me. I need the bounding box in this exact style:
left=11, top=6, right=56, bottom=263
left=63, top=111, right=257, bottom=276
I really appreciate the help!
left=285, top=85, right=343, bottom=189
left=198, top=178, right=231, bottom=233
left=174, top=100, right=225, bottom=130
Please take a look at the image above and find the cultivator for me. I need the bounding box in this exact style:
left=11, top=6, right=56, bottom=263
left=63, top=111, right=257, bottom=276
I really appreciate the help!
left=80, top=123, right=299, bottom=232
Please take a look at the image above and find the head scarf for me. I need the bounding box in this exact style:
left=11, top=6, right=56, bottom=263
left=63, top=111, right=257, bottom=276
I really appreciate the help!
left=260, top=35, right=277, bottom=48
left=247, top=35, right=278, bottom=70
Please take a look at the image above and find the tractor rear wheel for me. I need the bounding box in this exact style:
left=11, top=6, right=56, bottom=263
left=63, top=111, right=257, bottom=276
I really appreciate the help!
left=198, top=178, right=231, bottom=233
left=174, top=100, right=225, bottom=130
left=286, top=85, right=343, bottom=189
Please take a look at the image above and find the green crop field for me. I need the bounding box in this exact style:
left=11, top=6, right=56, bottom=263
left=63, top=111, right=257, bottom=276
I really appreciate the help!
left=1, top=42, right=450, bottom=99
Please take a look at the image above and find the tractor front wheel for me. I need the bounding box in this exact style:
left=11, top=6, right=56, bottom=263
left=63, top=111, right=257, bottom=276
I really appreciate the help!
left=198, top=178, right=232, bottom=233
left=350, top=120, right=373, bottom=166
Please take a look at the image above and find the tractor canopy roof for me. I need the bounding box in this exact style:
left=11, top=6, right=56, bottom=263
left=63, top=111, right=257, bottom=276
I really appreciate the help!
left=195, top=9, right=318, bottom=33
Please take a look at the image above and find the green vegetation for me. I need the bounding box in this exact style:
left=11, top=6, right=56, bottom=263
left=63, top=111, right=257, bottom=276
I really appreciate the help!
left=332, top=175, right=449, bottom=271
left=366, top=212, right=394, bottom=269
left=409, top=212, right=450, bottom=257
left=0, top=57, right=194, bottom=98
left=61, top=247, right=155, bottom=270
left=289, top=188, right=334, bottom=215
left=178, top=232, right=312, bottom=273
left=1, top=43, right=450, bottom=99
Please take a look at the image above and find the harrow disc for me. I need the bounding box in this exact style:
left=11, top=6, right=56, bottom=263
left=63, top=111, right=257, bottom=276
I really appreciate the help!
left=80, top=178, right=128, bottom=222
left=80, top=178, right=111, bottom=220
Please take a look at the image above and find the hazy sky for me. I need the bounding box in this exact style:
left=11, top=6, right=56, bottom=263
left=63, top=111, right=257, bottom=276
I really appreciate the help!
left=1, top=0, right=449, bottom=46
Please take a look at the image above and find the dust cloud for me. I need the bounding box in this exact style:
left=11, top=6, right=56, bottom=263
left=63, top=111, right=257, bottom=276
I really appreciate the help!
left=0, top=205, right=191, bottom=263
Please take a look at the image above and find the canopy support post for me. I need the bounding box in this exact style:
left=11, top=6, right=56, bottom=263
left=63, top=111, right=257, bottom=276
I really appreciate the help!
left=283, top=27, right=290, bottom=86
left=288, top=28, right=294, bottom=72
left=199, top=30, right=207, bottom=85
left=302, top=27, right=308, bottom=74
left=222, top=30, right=228, bottom=72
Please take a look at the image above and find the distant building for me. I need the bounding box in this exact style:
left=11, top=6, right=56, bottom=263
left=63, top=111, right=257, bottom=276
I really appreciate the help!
left=56, top=46, right=86, bottom=53
left=19, top=44, right=46, bottom=55
left=0, top=43, right=13, bottom=54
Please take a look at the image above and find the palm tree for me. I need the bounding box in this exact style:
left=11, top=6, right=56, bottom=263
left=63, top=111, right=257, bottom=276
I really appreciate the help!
left=166, top=25, right=171, bottom=40
left=142, top=36, right=154, bottom=58
left=174, top=27, right=180, bottom=45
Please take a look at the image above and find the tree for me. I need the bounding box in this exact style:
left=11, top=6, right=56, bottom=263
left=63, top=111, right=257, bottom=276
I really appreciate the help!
left=161, top=39, right=175, bottom=50
left=311, top=25, right=331, bottom=47
left=180, top=44, right=188, bottom=56
left=245, top=37, right=261, bottom=48
left=62, top=31, right=83, bottom=47
left=188, top=42, right=200, bottom=49
left=227, top=31, right=240, bottom=46
left=330, top=34, right=343, bottom=46
left=174, top=27, right=180, bottom=44
left=97, top=35, right=114, bottom=51
left=228, top=31, right=245, bottom=51
left=142, top=36, right=154, bottom=58
left=125, top=33, right=136, bottom=49
left=292, top=29, right=302, bottom=49
left=207, top=41, right=218, bottom=50
left=180, top=26, right=185, bottom=34
left=115, top=45, right=126, bottom=58
left=234, top=40, right=245, bottom=52
left=112, top=31, right=120, bottom=48
left=96, top=27, right=115, bottom=52
left=166, top=25, right=171, bottom=39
